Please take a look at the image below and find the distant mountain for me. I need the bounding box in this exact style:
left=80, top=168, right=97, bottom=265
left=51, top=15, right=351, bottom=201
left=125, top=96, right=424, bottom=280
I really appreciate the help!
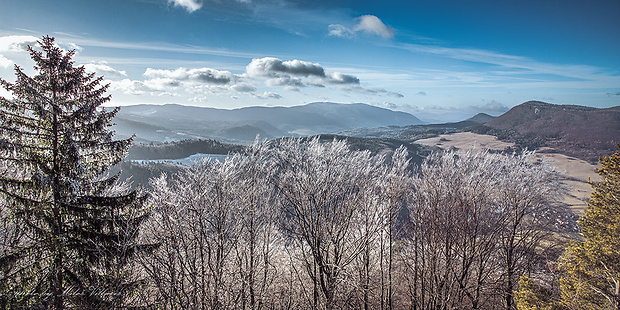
left=338, top=113, right=495, bottom=140
left=113, top=102, right=423, bottom=143
left=465, top=113, right=495, bottom=124
left=478, top=101, right=620, bottom=162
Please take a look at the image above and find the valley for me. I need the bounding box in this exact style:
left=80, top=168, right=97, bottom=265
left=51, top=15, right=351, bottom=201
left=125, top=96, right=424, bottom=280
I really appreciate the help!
left=118, top=101, right=617, bottom=215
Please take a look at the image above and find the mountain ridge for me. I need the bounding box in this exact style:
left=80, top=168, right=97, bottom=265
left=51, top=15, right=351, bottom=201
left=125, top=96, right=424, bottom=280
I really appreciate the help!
left=113, top=102, right=424, bottom=143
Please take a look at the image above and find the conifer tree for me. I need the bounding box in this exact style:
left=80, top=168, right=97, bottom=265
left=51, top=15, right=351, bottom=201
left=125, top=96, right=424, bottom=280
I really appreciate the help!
left=560, top=146, right=620, bottom=309
left=0, top=36, right=151, bottom=309
left=514, top=275, right=562, bottom=310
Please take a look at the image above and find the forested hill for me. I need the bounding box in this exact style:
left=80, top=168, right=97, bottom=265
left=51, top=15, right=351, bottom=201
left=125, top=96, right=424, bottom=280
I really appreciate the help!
left=474, top=101, right=620, bottom=162
left=125, top=139, right=244, bottom=160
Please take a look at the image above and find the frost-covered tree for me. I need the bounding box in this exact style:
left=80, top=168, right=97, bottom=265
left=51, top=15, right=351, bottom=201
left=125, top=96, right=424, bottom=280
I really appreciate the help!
left=232, top=141, right=281, bottom=310
left=143, top=138, right=412, bottom=309
left=377, top=145, right=411, bottom=310
left=406, top=149, right=565, bottom=310
left=0, top=36, right=151, bottom=309
left=143, top=142, right=285, bottom=309
left=495, top=150, right=566, bottom=310
left=145, top=161, right=243, bottom=309
left=270, top=137, right=385, bottom=309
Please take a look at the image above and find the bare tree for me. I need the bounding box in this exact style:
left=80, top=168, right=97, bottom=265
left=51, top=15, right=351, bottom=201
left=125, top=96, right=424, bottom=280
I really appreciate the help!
left=230, top=141, right=282, bottom=310
left=141, top=141, right=286, bottom=309
left=134, top=140, right=566, bottom=309
left=376, top=146, right=411, bottom=310
left=405, top=149, right=565, bottom=310
left=144, top=160, right=243, bottom=309
left=270, top=137, right=385, bottom=309
left=493, top=151, right=565, bottom=310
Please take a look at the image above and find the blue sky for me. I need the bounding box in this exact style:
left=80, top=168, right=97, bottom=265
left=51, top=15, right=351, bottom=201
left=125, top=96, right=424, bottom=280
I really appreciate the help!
left=1, top=0, right=619, bottom=122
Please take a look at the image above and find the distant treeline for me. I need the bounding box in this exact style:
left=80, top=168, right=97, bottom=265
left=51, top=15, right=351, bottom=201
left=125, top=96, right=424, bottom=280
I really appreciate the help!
left=125, top=139, right=245, bottom=160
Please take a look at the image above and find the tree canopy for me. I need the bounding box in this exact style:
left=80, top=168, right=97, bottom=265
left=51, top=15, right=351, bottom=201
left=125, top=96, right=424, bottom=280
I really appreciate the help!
left=560, top=146, right=620, bottom=309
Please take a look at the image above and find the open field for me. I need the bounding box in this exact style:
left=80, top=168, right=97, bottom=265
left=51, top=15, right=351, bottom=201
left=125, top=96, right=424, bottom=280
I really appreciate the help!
left=416, top=132, right=600, bottom=214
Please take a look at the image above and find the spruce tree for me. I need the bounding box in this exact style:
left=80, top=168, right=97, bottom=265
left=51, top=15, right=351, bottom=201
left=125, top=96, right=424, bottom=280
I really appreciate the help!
left=560, top=146, right=620, bottom=309
left=0, top=36, right=151, bottom=309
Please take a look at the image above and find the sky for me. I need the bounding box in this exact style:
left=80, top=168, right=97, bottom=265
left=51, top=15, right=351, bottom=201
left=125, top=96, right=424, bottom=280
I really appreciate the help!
left=0, top=0, right=619, bottom=122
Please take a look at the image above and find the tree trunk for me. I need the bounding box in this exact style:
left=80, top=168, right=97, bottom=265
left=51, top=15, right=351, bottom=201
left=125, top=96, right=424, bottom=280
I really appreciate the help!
left=51, top=90, right=64, bottom=310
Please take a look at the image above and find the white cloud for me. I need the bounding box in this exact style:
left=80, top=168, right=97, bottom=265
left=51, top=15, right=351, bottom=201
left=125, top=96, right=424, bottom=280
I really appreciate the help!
left=354, top=15, right=394, bottom=39
left=255, top=91, right=282, bottom=99
left=144, top=78, right=182, bottom=89
left=327, top=72, right=359, bottom=84
left=65, top=42, right=83, bottom=52
left=476, top=100, right=509, bottom=114
left=246, top=57, right=326, bottom=78
left=169, top=0, right=202, bottom=13
left=266, top=76, right=304, bottom=87
left=247, top=57, right=361, bottom=93
left=84, top=62, right=127, bottom=77
left=108, top=78, right=181, bottom=96
left=0, top=85, right=13, bottom=99
left=328, top=15, right=394, bottom=39
left=328, top=24, right=354, bottom=38
left=0, top=36, right=84, bottom=58
left=144, top=67, right=234, bottom=84
left=109, top=79, right=160, bottom=95
left=0, top=54, right=13, bottom=68
left=284, top=85, right=301, bottom=92
left=0, top=35, right=39, bottom=52
left=231, top=83, right=257, bottom=93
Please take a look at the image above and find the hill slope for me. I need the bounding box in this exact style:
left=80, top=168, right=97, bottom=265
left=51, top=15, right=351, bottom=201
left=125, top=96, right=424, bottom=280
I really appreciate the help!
left=479, top=101, right=620, bottom=162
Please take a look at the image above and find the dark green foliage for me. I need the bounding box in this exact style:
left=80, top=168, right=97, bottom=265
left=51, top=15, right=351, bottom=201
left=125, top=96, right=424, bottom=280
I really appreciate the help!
left=0, top=36, right=151, bottom=309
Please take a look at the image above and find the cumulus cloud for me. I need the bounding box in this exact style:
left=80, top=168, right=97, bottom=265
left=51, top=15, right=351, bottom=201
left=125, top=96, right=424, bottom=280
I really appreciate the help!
left=145, top=78, right=182, bottom=89
left=0, top=54, right=13, bottom=68
left=231, top=83, right=257, bottom=93
left=328, top=15, right=394, bottom=39
left=477, top=100, right=509, bottom=113
left=417, top=91, right=427, bottom=96
left=354, top=15, right=394, bottom=38
left=109, top=79, right=166, bottom=95
left=266, top=76, right=304, bottom=87
left=255, top=91, right=282, bottom=99
left=144, top=67, right=234, bottom=84
left=327, top=72, right=359, bottom=84
left=84, top=62, right=127, bottom=77
left=247, top=57, right=361, bottom=92
left=0, top=35, right=39, bottom=52
left=246, top=57, right=326, bottom=78
left=106, top=59, right=382, bottom=101
left=169, top=0, right=202, bottom=13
